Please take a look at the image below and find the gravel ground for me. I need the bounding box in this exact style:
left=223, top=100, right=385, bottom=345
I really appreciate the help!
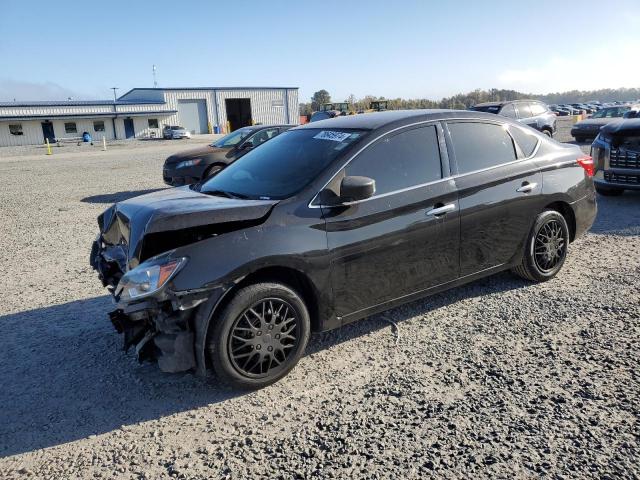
left=0, top=118, right=638, bottom=479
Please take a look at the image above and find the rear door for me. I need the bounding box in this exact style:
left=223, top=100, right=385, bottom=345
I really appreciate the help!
left=320, top=123, right=460, bottom=319
left=445, top=121, right=544, bottom=276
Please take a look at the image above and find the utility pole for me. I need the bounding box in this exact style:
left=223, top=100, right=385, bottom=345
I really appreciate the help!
left=110, top=87, right=119, bottom=140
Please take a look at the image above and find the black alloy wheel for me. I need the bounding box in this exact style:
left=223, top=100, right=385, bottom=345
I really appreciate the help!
left=228, top=298, right=299, bottom=378
left=533, top=219, right=566, bottom=272
left=207, top=282, right=310, bottom=389
left=512, top=210, right=569, bottom=282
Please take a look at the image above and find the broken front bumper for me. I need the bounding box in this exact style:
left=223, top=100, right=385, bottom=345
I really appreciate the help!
left=91, top=236, right=224, bottom=375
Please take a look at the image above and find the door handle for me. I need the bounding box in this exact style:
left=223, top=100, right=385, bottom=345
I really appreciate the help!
left=516, top=182, right=538, bottom=193
left=426, top=203, right=456, bottom=216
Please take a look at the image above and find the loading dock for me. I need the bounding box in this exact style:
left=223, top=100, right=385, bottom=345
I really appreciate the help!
left=178, top=99, right=208, bottom=134
left=225, top=98, right=252, bottom=131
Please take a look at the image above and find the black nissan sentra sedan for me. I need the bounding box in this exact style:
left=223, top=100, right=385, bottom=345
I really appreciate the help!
left=91, top=110, right=597, bottom=388
left=163, top=125, right=294, bottom=186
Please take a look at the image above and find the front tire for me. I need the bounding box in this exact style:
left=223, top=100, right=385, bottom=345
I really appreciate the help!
left=595, top=185, right=624, bottom=196
left=207, top=283, right=310, bottom=389
left=512, top=210, right=569, bottom=282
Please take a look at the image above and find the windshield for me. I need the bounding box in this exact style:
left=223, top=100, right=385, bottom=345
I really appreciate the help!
left=212, top=128, right=254, bottom=147
left=591, top=107, right=629, bottom=119
left=200, top=128, right=366, bottom=200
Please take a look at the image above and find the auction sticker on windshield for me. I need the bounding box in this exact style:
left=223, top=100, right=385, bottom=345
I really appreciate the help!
left=313, top=131, right=352, bottom=142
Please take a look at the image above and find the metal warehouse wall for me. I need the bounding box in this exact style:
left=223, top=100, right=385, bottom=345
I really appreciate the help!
left=161, top=91, right=216, bottom=131
left=214, top=89, right=299, bottom=128
left=0, top=119, right=115, bottom=146
left=0, top=105, right=115, bottom=117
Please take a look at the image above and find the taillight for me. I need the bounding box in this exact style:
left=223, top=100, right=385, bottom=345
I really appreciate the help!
left=577, top=155, right=594, bottom=177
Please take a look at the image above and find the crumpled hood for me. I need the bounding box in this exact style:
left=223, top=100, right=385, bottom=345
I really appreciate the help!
left=98, top=187, right=277, bottom=267
left=165, top=145, right=230, bottom=165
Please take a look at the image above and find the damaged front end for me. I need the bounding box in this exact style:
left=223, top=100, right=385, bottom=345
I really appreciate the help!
left=90, top=187, right=277, bottom=374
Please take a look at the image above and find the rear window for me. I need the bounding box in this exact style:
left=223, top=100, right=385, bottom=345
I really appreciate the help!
left=508, top=126, right=539, bottom=157
left=515, top=103, right=532, bottom=118
left=530, top=103, right=547, bottom=115
left=448, top=122, right=517, bottom=174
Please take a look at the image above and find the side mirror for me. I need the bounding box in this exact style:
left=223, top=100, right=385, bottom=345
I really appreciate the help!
left=340, top=176, right=375, bottom=203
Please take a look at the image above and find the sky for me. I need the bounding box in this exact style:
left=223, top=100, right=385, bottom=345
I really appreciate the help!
left=1, top=0, right=639, bottom=103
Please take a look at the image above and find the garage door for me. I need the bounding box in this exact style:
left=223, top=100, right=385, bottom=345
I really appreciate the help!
left=177, top=99, right=208, bottom=134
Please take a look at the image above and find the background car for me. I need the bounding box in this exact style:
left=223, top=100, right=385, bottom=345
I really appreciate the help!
left=470, top=100, right=556, bottom=136
left=163, top=125, right=191, bottom=139
left=591, top=117, right=640, bottom=195
left=571, top=105, right=632, bottom=142
left=163, top=124, right=294, bottom=186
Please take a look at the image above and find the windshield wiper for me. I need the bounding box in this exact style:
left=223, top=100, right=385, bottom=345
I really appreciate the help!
left=203, top=189, right=250, bottom=200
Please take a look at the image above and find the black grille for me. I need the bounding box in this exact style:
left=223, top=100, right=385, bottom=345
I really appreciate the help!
left=609, top=149, right=640, bottom=169
left=604, top=171, right=640, bottom=185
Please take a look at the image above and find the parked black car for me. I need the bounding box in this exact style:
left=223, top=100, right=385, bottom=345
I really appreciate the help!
left=591, top=118, right=640, bottom=195
left=470, top=100, right=556, bottom=137
left=91, top=110, right=596, bottom=388
left=571, top=105, right=631, bottom=142
left=163, top=125, right=294, bottom=186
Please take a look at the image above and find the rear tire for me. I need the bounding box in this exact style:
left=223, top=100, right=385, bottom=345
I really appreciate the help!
left=512, top=210, right=569, bottom=282
left=595, top=185, right=624, bottom=196
left=574, top=136, right=586, bottom=143
left=207, top=282, right=310, bottom=389
left=542, top=129, right=553, bottom=137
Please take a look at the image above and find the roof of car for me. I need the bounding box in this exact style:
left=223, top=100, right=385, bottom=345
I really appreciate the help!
left=473, top=100, right=541, bottom=108
left=296, top=109, right=495, bottom=130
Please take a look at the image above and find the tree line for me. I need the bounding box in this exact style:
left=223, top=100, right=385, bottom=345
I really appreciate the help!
left=299, top=87, right=640, bottom=115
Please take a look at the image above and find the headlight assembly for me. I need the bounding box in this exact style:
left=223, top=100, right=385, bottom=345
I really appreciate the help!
left=116, top=257, right=187, bottom=302
left=176, top=159, right=202, bottom=169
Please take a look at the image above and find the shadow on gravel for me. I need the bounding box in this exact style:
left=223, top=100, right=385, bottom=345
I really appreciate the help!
left=0, top=271, right=529, bottom=458
left=0, top=296, right=242, bottom=458
left=81, top=188, right=167, bottom=204
left=590, top=190, right=640, bottom=236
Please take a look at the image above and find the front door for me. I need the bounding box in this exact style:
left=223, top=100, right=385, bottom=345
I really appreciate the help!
left=124, top=118, right=135, bottom=139
left=41, top=122, right=55, bottom=143
left=446, top=120, right=544, bottom=276
left=321, top=124, right=460, bottom=320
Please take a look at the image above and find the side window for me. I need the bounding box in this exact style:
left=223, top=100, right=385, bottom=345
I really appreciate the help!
left=64, top=122, right=77, bottom=134
left=508, top=126, right=539, bottom=157
left=499, top=104, right=517, bottom=118
left=345, top=125, right=442, bottom=195
left=148, top=118, right=159, bottom=129
left=530, top=102, right=546, bottom=116
left=248, top=128, right=279, bottom=146
left=448, top=122, right=517, bottom=174
left=93, top=121, right=105, bottom=132
left=9, top=124, right=23, bottom=136
left=515, top=102, right=532, bottom=119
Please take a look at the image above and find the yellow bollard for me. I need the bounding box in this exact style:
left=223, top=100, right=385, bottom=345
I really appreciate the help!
left=45, top=138, right=52, bottom=155
left=226, top=121, right=231, bottom=133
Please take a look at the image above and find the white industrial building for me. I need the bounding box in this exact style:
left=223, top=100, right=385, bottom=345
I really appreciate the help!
left=0, top=86, right=299, bottom=147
